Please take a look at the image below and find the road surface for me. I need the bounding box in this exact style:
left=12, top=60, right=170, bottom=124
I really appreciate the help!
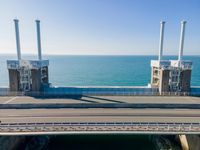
left=1, top=95, right=200, bottom=135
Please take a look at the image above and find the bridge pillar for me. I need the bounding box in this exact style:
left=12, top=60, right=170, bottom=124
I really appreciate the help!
left=179, top=135, right=189, bottom=150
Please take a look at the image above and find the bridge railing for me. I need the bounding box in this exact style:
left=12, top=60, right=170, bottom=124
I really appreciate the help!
left=1, top=122, right=200, bottom=134
left=0, top=91, right=200, bottom=97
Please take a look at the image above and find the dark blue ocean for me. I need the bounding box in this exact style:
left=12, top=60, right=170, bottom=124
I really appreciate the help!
left=0, top=55, right=199, bottom=86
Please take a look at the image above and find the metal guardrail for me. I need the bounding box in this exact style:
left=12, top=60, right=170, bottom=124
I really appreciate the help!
left=0, top=91, right=25, bottom=96
left=7, top=60, right=49, bottom=69
left=0, top=91, right=200, bottom=97
left=1, top=122, right=200, bottom=134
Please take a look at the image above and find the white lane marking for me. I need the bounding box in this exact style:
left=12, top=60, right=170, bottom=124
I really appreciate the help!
left=3, top=97, right=17, bottom=104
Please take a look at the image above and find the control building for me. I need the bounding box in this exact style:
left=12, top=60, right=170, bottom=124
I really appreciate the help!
left=7, top=19, right=49, bottom=92
left=150, top=21, right=192, bottom=94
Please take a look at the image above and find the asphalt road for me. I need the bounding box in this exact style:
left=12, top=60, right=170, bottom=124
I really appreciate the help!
left=1, top=96, right=200, bottom=124
left=1, top=108, right=200, bottom=124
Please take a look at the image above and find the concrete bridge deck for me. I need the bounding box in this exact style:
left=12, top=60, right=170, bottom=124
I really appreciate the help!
left=0, top=95, right=200, bottom=104
left=1, top=95, right=200, bottom=135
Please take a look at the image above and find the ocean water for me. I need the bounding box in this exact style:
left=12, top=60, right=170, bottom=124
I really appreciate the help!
left=0, top=54, right=200, bottom=86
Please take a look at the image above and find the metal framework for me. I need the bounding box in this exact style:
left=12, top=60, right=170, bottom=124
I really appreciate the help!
left=169, top=68, right=182, bottom=92
left=41, top=67, right=48, bottom=83
left=1, top=122, right=200, bottom=135
left=19, top=67, right=32, bottom=91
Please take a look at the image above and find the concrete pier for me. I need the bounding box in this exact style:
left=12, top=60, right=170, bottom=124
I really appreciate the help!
left=7, top=60, right=49, bottom=92
left=179, top=135, right=189, bottom=150
left=8, top=69, right=20, bottom=91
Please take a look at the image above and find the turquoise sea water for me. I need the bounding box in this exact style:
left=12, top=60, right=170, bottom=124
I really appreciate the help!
left=0, top=54, right=199, bottom=86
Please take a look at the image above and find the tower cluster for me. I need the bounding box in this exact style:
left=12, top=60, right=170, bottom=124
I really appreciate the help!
left=150, top=21, right=192, bottom=95
left=7, top=19, right=49, bottom=92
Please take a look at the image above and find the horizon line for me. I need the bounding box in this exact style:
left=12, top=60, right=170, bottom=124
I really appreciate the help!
left=0, top=53, right=199, bottom=57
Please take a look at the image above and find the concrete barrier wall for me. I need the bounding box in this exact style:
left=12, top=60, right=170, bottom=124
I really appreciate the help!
left=0, top=86, right=200, bottom=96
left=190, top=86, right=200, bottom=96
left=43, top=86, right=159, bottom=96
left=1, top=103, right=200, bottom=109
left=0, top=87, right=9, bottom=96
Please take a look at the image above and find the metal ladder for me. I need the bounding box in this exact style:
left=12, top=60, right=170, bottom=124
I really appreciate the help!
left=19, top=67, right=32, bottom=91
left=169, top=68, right=182, bottom=92
left=41, top=67, right=47, bottom=83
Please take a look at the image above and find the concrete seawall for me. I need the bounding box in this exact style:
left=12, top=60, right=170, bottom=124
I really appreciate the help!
left=43, top=86, right=159, bottom=96
left=190, top=86, right=200, bottom=96
left=0, top=86, right=200, bottom=96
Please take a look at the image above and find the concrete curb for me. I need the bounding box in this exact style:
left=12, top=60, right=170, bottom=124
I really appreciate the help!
left=0, top=103, right=200, bottom=109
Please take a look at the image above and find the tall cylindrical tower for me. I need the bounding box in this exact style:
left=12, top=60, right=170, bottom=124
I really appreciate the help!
left=158, top=21, right=165, bottom=61
left=14, top=19, right=22, bottom=60
left=36, top=20, right=42, bottom=61
left=178, top=21, right=187, bottom=61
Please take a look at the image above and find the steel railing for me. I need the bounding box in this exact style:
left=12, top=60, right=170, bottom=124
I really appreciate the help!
left=0, top=91, right=200, bottom=97
left=1, top=122, right=200, bottom=134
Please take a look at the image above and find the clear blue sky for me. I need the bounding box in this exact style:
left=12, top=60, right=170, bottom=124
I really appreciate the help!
left=0, top=0, right=199, bottom=55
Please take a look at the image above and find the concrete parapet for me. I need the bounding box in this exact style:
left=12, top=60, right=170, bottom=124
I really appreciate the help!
left=0, top=86, right=199, bottom=96
left=2, top=103, right=200, bottom=109
left=43, top=86, right=159, bottom=96
left=190, top=86, right=200, bottom=96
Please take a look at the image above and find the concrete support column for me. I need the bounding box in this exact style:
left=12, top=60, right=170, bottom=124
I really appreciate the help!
left=179, top=135, right=189, bottom=150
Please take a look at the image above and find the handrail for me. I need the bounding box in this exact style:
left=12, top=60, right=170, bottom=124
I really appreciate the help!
left=1, top=121, right=200, bottom=134
left=0, top=91, right=200, bottom=97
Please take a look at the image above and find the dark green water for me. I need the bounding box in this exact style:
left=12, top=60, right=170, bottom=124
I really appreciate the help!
left=47, top=135, right=155, bottom=150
